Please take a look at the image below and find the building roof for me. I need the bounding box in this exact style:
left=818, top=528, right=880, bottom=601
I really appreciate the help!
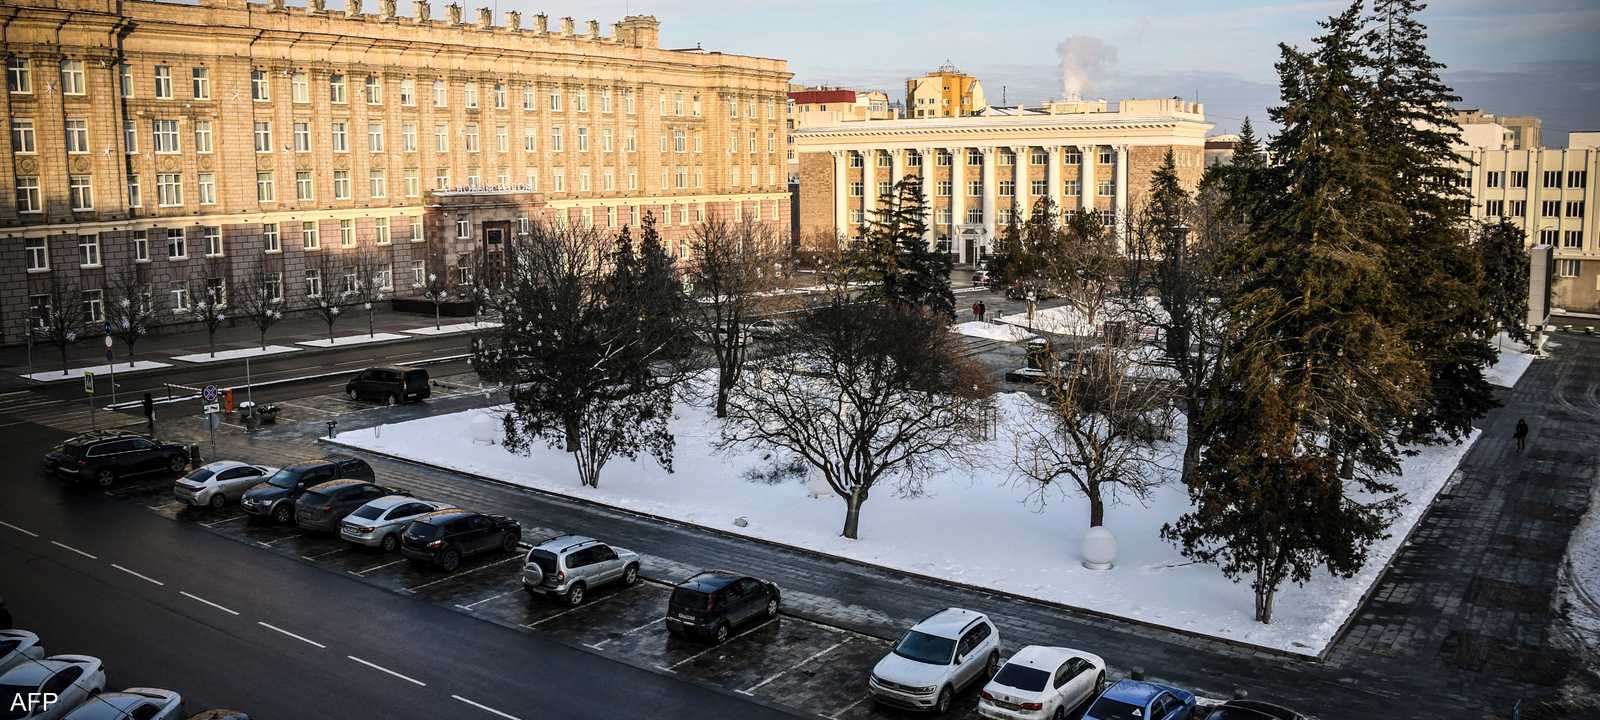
left=790, top=89, right=858, bottom=105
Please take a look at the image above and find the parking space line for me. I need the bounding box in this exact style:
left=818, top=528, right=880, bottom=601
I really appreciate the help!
left=201, top=514, right=246, bottom=527
left=110, top=563, right=165, bottom=586
left=823, top=694, right=873, bottom=720
left=526, top=583, right=640, bottom=627
left=739, top=637, right=852, bottom=695
left=451, top=694, right=523, bottom=720
left=658, top=618, right=778, bottom=672
left=50, top=540, right=98, bottom=559
left=179, top=591, right=240, bottom=616
left=301, top=546, right=348, bottom=561
left=456, top=588, right=519, bottom=611
left=351, top=558, right=407, bottom=576
left=257, top=621, right=327, bottom=649
left=348, top=655, right=427, bottom=687
left=255, top=532, right=301, bottom=547
left=0, top=520, right=38, bottom=537
left=405, top=555, right=521, bottom=592
left=585, top=617, right=666, bottom=650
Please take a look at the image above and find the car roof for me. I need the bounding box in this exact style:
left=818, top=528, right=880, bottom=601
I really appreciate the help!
left=1104, top=680, right=1174, bottom=705
left=69, top=429, right=141, bottom=443
left=0, top=655, right=93, bottom=684
left=365, top=365, right=419, bottom=372
left=63, top=692, right=169, bottom=718
left=911, top=607, right=988, bottom=639
left=1218, top=700, right=1302, bottom=720
left=1002, top=645, right=1080, bottom=670
left=416, top=509, right=474, bottom=524
left=361, top=494, right=421, bottom=510
left=679, top=571, right=742, bottom=592
left=306, top=478, right=370, bottom=492
left=198, top=460, right=254, bottom=471
left=0, top=629, right=39, bottom=643
left=534, top=534, right=597, bottom=553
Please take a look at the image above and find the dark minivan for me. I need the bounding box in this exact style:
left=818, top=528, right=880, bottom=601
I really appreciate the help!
left=294, top=479, right=406, bottom=532
left=240, top=455, right=375, bottom=524
left=666, top=571, right=781, bottom=644
left=345, top=366, right=430, bottom=405
left=400, top=510, right=521, bottom=571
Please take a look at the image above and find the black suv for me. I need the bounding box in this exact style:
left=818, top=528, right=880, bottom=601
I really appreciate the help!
left=294, top=479, right=406, bottom=533
left=240, top=455, right=374, bottom=524
left=666, top=571, right=782, bottom=644
left=400, top=510, right=521, bottom=571
left=43, top=430, right=189, bottom=487
left=345, top=366, right=431, bottom=405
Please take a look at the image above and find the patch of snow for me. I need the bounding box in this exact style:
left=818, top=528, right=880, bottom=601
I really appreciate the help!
left=295, top=332, right=409, bottom=348
left=22, top=360, right=172, bottom=382
left=952, top=321, right=1039, bottom=343
left=172, top=345, right=302, bottom=363
left=1486, top=332, right=1536, bottom=388
left=404, top=321, right=503, bottom=336
left=1564, top=476, right=1600, bottom=641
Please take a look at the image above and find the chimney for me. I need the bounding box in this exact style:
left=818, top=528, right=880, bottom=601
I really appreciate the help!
left=617, top=15, right=660, bottom=48
left=560, top=17, right=575, bottom=36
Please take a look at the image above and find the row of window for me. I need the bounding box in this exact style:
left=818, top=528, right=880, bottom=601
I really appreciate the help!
left=4, top=57, right=781, bottom=122
left=1534, top=228, right=1588, bottom=251
left=1484, top=199, right=1587, bottom=219
left=1485, top=169, right=1588, bottom=190
left=21, top=218, right=425, bottom=273
left=848, top=178, right=1114, bottom=199
left=848, top=206, right=1118, bottom=228
left=846, top=148, right=1110, bottom=168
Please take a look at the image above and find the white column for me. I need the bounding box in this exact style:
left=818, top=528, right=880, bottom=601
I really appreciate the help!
left=919, top=147, right=935, bottom=248
left=980, top=146, right=998, bottom=252
left=951, top=147, right=966, bottom=262
left=1047, top=145, right=1064, bottom=219
left=890, top=149, right=904, bottom=194
left=862, top=149, right=877, bottom=226
left=831, top=150, right=848, bottom=239
left=1114, top=144, right=1129, bottom=249
left=1011, top=145, right=1029, bottom=219
left=1080, top=144, right=1096, bottom=216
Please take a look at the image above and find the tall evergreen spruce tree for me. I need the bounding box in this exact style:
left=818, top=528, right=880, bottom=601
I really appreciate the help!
left=1476, top=219, right=1531, bottom=345
left=855, top=177, right=955, bottom=319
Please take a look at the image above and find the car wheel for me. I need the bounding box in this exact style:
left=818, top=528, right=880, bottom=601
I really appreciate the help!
left=622, top=564, right=639, bottom=586
left=380, top=533, right=400, bottom=553
left=985, top=651, right=999, bottom=680
left=500, top=532, right=518, bottom=554
left=346, top=388, right=358, bottom=400
left=209, top=493, right=227, bottom=510
left=94, top=469, right=116, bottom=488
left=1052, top=706, right=1066, bottom=720
left=565, top=582, right=586, bottom=607
left=271, top=503, right=293, bottom=524
left=765, top=597, right=779, bottom=619
left=1094, top=671, right=1105, bottom=693
left=935, top=686, right=952, bottom=714
left=712, top=622, right=730, bottom=645
left=168, top=454, right=188, bottom=473
left=385, top=393, right=398, bottom=407
left=439, top=549, right=461, bottom=571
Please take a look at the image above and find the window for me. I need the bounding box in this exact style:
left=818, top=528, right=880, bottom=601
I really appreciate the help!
left=455, top=218, right=470, bottom=239
left=937, top=151, right=952, bottom=167
left=1543, top=170, right=1562, bottom=188
left=258, top=69, right=279, bottom=101
left=552, top=168, right=565, bottom=192
left=998, top=180, right=1014, bottom=197
left=301, top=221, right=320, bottom=249
left=203, top=226, right=222, bottom=256
left=936, top=180, right=953, bottom=197
left=551, top=126, right=564, bottom=152
left=1510, top=170, right=1528, bottom=188
left=400, top=78, right=415, bottom=106
left=340, top=219, right=354, bottom=247
left=1510, top=200, right=1526, bottom=216
left=333, top=170, right=351, bottom=200
left=1540, top=229, right=1560, bottom=246
left=1099, top=148, right=1115, bottom=165
left=464, top=80, right=479, bottom=108
left=627, top=128, right=637, bottom=152
left=627, top=169, right=637, bottom=191
left=549, top=86, right=563, bottom=112
left=412, top=259, right=426, bottom=286
left=1569, top=201, right=1587, bottom=218
left=1031, top=179, right=1048, bottom=196
left=59, top=59, right=85, bottom=95
left=197, top=172, right=215, bottom=204
left=369, top=169, right=386, bottom=198
left=493, top=82, right=506, bottom=109
left=748, top=131, right=757, bottom=153
left=17, top=176, right=41, bottom=213
left=496, top=125, right=509, bottom=153
left=81, top=289, right=104, bottom=323
left=1486, top=171, right=1502, bottom=189
left=1098, top=180, right=1115, bottom=197
left=849, top=181, right=864, bottom=198
left=404, top=168, right=419, bottom=197
left=196, top=120, right=213, bottom=153
left=435, top=123, right=449, bottom=152
left=1556, top=259, right=1580, bottom=278
left=1065, top=179, right=1081, bottom=197
left=148, top=119, right=178, bottom=154
left=64, top=118, right=88, bottom=154
left=331, top=122, right=348, bottom=152
left=463, top=123, right=479, bottom=153
left=305, top=269, right=323, bottom=297
left=375, top=217, right=390, bottom=245
left=365, top=75, right=382, bottom=105
left=671, top=128, right=684, bottom=154
left=254, top=121, right=272, bottom=153
left=367, top=122, right=384, bottom=153
left=1570, top=171, right=1588, bottom=189
left=263, top=223, right=279, bottom=252
left=24, top=237, right=47, bottom=270
left=291, top=72, right=308, bottom=103
left=10, top=119, right=35, bottom=153
left=1485, top=199, right=1504, bottom=216
left=266, top=272, right=283, bottom=301
left=166, top=228, right=187, bottom=258
left=968, top=180, right=983, bottom=197
left=603, top=168, right=615, bottom=191
left=7, top=57, right=30, bottom=94
left=156, top=173, right=182, bottom=206
left=112, top=62, right=128, bottom=97
left=433, top=79, right=447, bottom=107
left=1543, top=200, right=1562, bottom=218
left=434, top=169, right=450, bottom=190
left=132, top=230, right=149, bottom=261
left=154, top=65, right=172, bottom=98
left=188, top=67, right=211, bottom=100
left=77, top=234, right=101, bottom=266
left=397, top=122, right=416, bottom=153
left=171, top=284, right=189, bottom=312
left=522, top=83, right=535, bottom=111
left=878, top=181, right=892, bottom=198
left=295, top=171, right=313, bottom=201
left=329, top=73, right=346, bottom=104
left=122, top=120, right=137, bottom=153
left=1564, top=230, right=1584, bottom=249
left=294, top=121, right=311, bottom=152
left=126, top=175, right=141, bottom=208
left=256, top=171, right=275, bottom=202
left=410, top=218, right=422, bottom=242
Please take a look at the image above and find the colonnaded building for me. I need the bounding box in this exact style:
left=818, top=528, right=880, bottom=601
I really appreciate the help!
left=792, top=98, right=1211, bottom=263
left=0, top=0, right=792, bottom=342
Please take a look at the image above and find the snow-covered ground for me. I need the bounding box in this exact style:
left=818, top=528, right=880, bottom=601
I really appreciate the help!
left=21, top=360, right=172, bottom=382
left=172, top=345, right=301, bottom=363
left=1565, top=477, right=1600, bottom=641
left=952, top=321, right=1039, bottom=343
left=295, top=332, right=409, bottom=348
left=1486, top=332, right=1537, bottom=388
left=331, top=385, right=1477, bottom=655
left=404, top=321, right=502, bottom=336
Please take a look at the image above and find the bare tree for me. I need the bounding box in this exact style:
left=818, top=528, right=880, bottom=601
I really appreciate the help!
left=307, top=252, right=353, bottom=343
left=187, top=281, right=228, bottom=359
left=106, top=264, right=160, bottom=367
left=686, top=216, right=786, bottom=417
left=352, top=248, right=389, bottom=337
left=720, top=297, right=990, bottom=539
left=236, top=259, right=285, bottom=350
left=417, top=235, right=453, bottom=331
left=37, top=279, right=88, bottom=376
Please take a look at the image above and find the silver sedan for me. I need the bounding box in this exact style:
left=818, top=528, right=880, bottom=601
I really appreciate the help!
left=62, top=687, right=183, bottom=719
left=0, top=629, right=43, bottom=674
left=174, top=461, right=276, bottom=509
left=340, top=496, right=455, bottom=552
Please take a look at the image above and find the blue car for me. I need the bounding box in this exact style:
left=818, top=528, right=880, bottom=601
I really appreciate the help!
left=1084, top=679, right=1197, bottom=720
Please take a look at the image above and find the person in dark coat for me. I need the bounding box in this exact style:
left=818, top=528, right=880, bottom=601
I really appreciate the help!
left=977, top=301, right=987, bottom=321
left=143, top=392, right=156, bottom=435
left=1514, top=418, right=1529, bottom=452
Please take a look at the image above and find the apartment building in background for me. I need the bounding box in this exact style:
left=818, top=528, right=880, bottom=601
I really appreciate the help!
left=785, top=86, right=898, bottom=183
left=905, top=65, right=987, bottom=119
left=794, top=98, right=1211, bottom=263
left=1453, top=109, right=1542, bottom=150
left=0, top=0, right=791, bottom=343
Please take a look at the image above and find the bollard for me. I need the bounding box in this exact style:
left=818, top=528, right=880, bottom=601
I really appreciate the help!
left=326, top=419, right=338, bottom=439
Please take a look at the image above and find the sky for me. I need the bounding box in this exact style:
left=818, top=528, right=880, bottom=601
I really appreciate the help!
left=457, top=0, right=1600, bottom=146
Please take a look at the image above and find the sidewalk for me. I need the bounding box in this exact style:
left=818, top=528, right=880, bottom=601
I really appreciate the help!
left=0, top=309, right=493, bottom=389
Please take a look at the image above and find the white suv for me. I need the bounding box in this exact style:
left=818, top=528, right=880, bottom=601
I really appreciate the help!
left=870, top=608, right=1002, bottom=714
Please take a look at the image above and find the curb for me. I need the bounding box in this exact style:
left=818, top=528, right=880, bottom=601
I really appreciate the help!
left=104, top=353, right=472, bottom=410
left=321, top=436, right=1320, bottom=662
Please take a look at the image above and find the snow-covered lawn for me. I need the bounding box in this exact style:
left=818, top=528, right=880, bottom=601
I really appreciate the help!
left=404, top=321, right=502, bottom=336
left=295, top=332, right=409, bottom=348
left=330, top=386, right=1477, bottom=656
left=1486, top=333, right=1537, bottom=388
left=172, top=345, right=301, bottom=363
left=21, top=360, right=172, bottom=382
left=952, top=321, right=1039, bottom=343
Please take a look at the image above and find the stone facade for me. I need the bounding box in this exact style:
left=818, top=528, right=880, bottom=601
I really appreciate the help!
left=0, top=0, right=792, bottom=343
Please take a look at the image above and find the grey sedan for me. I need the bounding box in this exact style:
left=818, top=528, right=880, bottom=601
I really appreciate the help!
left=174, top=461, right=276, bottom=509
left=339, top=496, right=455, bottom=552
left=62, top=687, right=183, bottom=719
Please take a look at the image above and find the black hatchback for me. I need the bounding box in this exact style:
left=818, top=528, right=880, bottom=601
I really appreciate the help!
left=666, top=571, right=782, bottom=644
left=240, top=455, right=375, bottom=524
left=400, top=510, right=521, bottom=571
left=294, top=479, right=406, bottom=533
left=42, top=430, right=189, bottom=487
left=345, top=366, right=430, bottom=405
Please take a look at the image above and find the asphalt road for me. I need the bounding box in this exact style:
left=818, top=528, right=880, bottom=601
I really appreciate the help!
left=0, top=420, right=799, bottom=720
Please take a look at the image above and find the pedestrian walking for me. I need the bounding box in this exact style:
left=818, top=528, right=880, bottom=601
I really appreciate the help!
left=971, top=301, right=981, bottom=321
left=977, top=301, right=987, bottom=322
left=1514, top=418, right=1529, bottom=452
left=142, top=392, right=156, bottom=436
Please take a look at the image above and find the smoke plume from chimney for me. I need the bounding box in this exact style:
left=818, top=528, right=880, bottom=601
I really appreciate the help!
left=1056, top=36, right=1117, bottom=101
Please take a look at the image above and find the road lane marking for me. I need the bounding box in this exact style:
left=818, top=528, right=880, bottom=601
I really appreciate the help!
left=658, top=618, right=778, bottom=672
left=739, top=637, right=850, bottom=695
left=351, top=558, right=407, bottom=576
left=348, top=655, right=426, bottom=687
left=179, top=591, right=240, bottom=616
left=201, top=514, right=246, bottom=527
left=456, top=588, right=519, bottom=611
left=824, top=694, right=873, bottom=719
left=451, top=695, right=523, bottom=720
left=404, top=555, right=521, bottom=592
left=110, top=563, right=165, bottom=586
left=257, top=621, right=326, bottom=649
left=585, top=617, right=666, bottom=650
left=50, top=540, right=98, bottom=559
left=301, top=546, right=348, bottom=561
left=527, top=583, right=639, bottom=627
left=0, top=520, right=38, bottom=537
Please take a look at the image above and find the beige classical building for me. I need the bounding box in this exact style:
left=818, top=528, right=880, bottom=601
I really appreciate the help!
left=0, top=0, right=791, bottom=343
left=905, top=65, right=987, bottom=119
left=1460, top=127, right=1599, bottom=313
left=785, top=87, right=898, bottom=183
left=793, top=98, right=1210, bottom=263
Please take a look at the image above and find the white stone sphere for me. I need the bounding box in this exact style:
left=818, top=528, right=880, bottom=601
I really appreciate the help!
left=1081, top=526, right=1118, bottom=570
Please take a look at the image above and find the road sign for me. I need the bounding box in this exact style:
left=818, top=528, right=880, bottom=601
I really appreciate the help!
left=82, top=371, right=95, bottom=395
left=202, top=384, right=219, bottom=403
left=203, top=402, right=222, bottom=414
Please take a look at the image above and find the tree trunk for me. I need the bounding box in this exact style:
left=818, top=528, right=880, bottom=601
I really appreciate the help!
left=841, top=491, right=863, bottom=540
left=1254, top=575, right=1276, bottom=624
left=1088, top=488, right=1106, bottom=528
left=59, top=346, right=68, bottom=375
left=1181, top=433, right=1203, bottom=487
left=260, top=329, right=268, bottom=351
left=563, top=413, right=581, bottom=453
left=434, top=304, right=441, bottom=330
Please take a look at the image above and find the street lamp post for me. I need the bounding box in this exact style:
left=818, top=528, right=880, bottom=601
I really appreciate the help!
left=365, top=300, right=374, bottom=337
left=104, top=334, right=117, bottom=406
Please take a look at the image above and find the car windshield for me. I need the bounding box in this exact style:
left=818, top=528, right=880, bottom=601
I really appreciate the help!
left=405, top=522, right=441, bottom=539
left=892, top=630, right=955, bottom=665
left=991, top=663, right=1050, bottom=692
left=266, top=468, right=304, bottom=489
left=183, top=467, right=216, bottom=483
left=351, top=506, right=384, bottom=520
left=0, top=685, right=40, bottom=720
left=1087, top=697, right=1146, bottom=720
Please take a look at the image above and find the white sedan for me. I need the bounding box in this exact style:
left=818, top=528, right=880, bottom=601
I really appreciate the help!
left=62, top=687, right=183, bottom=720
left=174, top=461, right=276, bottom=509
left=978, top=646, right=1106, bottom=720
left=0, top=629, right=44, bottom=674
left=0, top=654, right=106, bottom=720
left=339, top=496, right=456, bottom=552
